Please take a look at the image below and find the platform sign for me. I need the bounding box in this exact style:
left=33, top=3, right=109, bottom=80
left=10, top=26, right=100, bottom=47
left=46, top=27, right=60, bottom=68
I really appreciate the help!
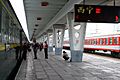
left=75, top=4, right=120, bottom=23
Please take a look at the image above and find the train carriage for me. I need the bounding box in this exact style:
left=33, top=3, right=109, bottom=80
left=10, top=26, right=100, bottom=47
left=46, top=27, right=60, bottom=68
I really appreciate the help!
left=63, top=34, right=120, bottom=57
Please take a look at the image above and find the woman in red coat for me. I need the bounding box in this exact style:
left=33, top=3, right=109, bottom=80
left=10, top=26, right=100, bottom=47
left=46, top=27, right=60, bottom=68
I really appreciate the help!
left=44, top=41, right=48, bottom=59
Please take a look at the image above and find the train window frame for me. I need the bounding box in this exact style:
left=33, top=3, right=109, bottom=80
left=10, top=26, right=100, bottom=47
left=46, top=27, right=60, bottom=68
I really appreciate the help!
left=90, top=39, right=91, bottom=45
left=114, top=37, right=118, bottom=44
left=97, top=38, right=100, bottom=45
left=100, top=38, right=103, bottom=45
left=89, top=39, right=91, bottom=45
left=0, top=3, right=2, bottom=42
left=92, top=39, right=94, bottom=45
left=88, top=39, right=90, bottom=45
left=110, top=37, right=112, bottom=44
left=118, top=37, right=120, bottom=45
left=102, top=38, right=105, bottom=45
left=90, top=39, right=92, bottom=45
left=116, top=37, right=118, bottom=44
left=106, top=38, right=108, bottom=45
left=94, top=39, right=97, bottom=45
left=87, top=40, right=89, bottom=45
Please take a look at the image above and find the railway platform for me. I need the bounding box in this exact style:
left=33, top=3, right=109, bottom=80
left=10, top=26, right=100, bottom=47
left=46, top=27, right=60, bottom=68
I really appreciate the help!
left=15, top=49, right=120, bottom=80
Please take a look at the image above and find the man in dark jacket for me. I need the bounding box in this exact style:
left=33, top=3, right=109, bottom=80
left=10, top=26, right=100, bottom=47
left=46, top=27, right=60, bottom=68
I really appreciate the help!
left=15, top=46, right=20, bottom=60
left=22, top=42, right=28, bottom=60
left=33, top=38, right=39, bottom=59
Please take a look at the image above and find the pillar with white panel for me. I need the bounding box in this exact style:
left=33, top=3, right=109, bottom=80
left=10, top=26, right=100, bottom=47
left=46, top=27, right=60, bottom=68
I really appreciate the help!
left=47, top=29, right=53, bottom=52
left=53, top=24, right=65, bottom=55
left=67, top=12, right=86, bottom=62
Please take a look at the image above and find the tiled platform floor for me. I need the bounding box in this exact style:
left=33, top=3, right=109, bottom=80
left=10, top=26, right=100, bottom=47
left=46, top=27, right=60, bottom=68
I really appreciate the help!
left=15, top=49, right=120, bottom=80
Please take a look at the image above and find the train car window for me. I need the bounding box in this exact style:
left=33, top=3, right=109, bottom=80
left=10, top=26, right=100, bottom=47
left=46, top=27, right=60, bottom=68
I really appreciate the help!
left=93, top=40, right=95, bottom=45
left=114, top=37, right=117, bottom=44
left=92, top=39, right=94, bottom=45
left=94, top=39, right=97, bottom=45
left=92, top=40, right=94, bottom=45
left=100, top=38, right=103, bottom=45
left=91, top=40, right=93, bottom=45
left=0, top=4, right=2, bottom=42
left=97, top=38, right=99, bottom=45
left=90, top=40, right=91, bottom=45
left=102, top=38, right=105, bottom=44
left=106, top=38, right=108, bottom=44
left=89, top=39, right=91, bottom=45
left=89, top=40, right=91, bottom=45
left=1, top=8, right=6, bottom=43
left=110, top=38, right=112, bottom=44
left=96, top=39, right=97, bottom=44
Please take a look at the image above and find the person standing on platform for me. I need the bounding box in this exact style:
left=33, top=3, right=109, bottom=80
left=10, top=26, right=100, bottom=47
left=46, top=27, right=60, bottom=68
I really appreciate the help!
left=33, top=38, right=39, bottom=59
left=39, top=42, right=43, bottom=51
left=44, top=41, right=48, bottom=59
left=22, top=42, right=28, bottom=60
left=15, top=46, right=20, bottom=60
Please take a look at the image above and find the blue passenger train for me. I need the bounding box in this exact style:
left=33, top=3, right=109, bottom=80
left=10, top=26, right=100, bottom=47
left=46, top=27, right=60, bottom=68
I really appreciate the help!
left=0, top=0, right=27, bottom=80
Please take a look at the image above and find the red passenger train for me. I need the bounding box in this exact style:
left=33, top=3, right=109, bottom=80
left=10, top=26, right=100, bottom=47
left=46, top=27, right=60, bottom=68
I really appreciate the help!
left=63, top=34, right=120, bottom=57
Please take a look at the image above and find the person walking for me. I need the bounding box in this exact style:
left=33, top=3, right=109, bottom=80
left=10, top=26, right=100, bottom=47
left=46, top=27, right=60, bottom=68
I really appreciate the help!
left=44, top=41, right=48, bottom=59
left=33, top=38, right=39, bottom=59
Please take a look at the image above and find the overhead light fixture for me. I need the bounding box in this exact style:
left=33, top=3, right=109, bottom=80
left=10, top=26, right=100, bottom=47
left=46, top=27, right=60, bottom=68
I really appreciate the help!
left=41, top=2, right=49, bottom=6
left=37, top=17, right=42, bottom=20
left=35, top=24, right=38, bottom=27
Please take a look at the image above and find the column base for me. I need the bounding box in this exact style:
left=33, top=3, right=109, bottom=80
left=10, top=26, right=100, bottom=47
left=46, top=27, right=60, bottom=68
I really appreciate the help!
left=55, top=48, right=62, bottom=55
left=48, top=46, right=53, bottom=52
left=71, top=50, right=83, bottom=62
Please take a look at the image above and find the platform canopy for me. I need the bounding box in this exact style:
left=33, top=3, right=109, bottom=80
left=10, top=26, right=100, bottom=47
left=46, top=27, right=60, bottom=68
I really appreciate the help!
left=23, top=0, right=120, bottom=40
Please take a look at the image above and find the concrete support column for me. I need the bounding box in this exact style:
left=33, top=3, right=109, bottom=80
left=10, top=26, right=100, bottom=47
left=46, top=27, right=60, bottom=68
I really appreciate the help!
left=43, top=33, right=48, bottom=42
left=39, top=37, right=42, bottom=43
left=47, top=29, right=53, bottom=52
left=67, top=12, right=86, bottom=62
left=40, top=35, right=44, bottom=43
left=41, top=36, right=44, bottom=43
left=53, top=24, right=65, bottom=55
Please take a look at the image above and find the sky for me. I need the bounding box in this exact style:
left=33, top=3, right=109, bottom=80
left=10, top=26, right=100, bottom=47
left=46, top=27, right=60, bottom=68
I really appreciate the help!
left=9, top=0, right=30, bottom=41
